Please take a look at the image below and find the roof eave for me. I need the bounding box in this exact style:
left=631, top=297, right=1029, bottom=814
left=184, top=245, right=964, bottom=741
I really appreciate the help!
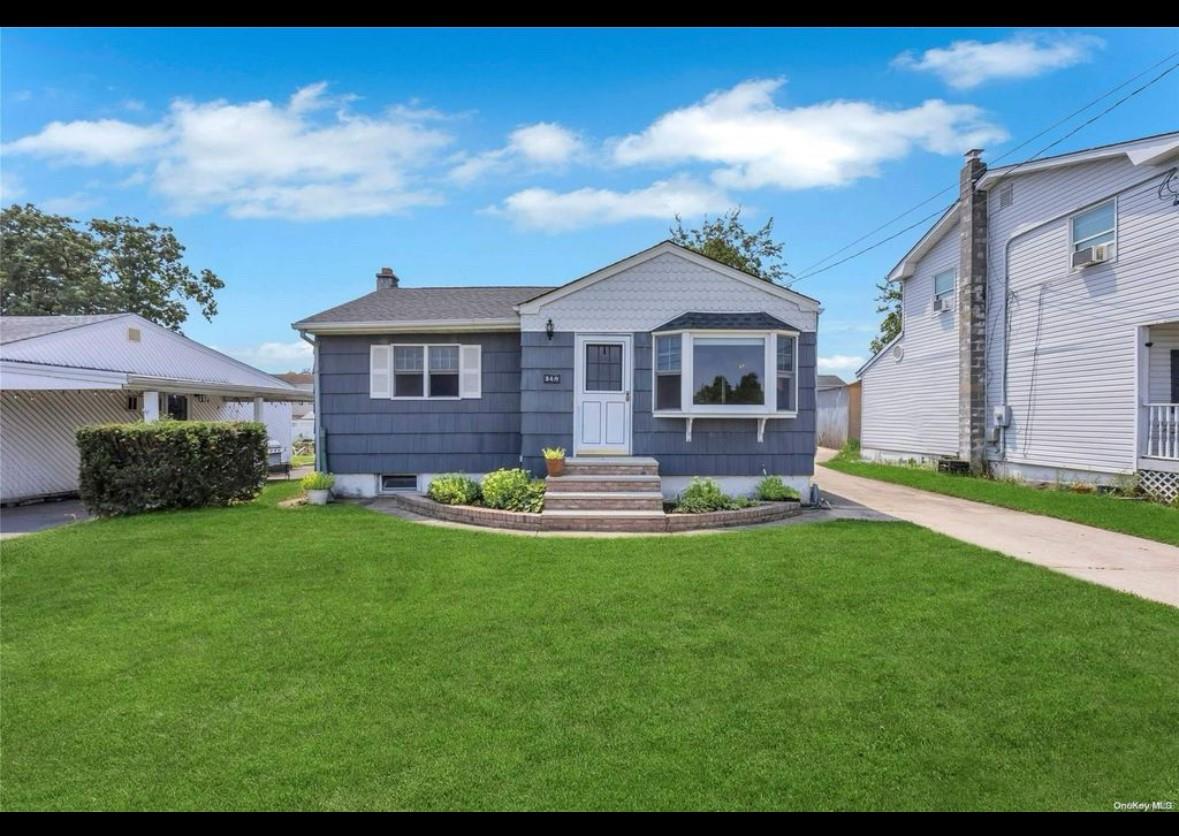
left=886, top=204, right=960, bottom=283
left=293, top=317, right=521, bottom=335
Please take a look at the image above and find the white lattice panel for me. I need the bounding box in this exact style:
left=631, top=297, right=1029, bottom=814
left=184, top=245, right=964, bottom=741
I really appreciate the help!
left=1139, top=469, right=1179, bottom=504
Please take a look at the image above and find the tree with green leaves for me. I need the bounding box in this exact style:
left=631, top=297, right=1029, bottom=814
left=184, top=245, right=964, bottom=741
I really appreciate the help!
left=869, top=279, right=902, bottom=356
left=670, top=208, right=790, bottom=284
left=1, top=204, right=224, bottom=331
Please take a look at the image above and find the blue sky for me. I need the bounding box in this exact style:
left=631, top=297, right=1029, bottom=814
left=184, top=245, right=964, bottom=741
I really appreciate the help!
left=3, top=27, right=1177, bottom=374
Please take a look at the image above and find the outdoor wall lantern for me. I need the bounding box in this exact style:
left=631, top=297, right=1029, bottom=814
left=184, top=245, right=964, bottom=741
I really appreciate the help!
left=546, top=318, right=555, bottom=341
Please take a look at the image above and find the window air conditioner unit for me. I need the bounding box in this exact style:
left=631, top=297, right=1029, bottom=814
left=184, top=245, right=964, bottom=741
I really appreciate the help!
left=933, top=296, right=950, bottom=313
left=1072, top=242, right=1110, bottom=269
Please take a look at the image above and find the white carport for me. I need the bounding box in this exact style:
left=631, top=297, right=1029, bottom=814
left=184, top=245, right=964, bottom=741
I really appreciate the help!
left=0, top=314, right=311, bottom=504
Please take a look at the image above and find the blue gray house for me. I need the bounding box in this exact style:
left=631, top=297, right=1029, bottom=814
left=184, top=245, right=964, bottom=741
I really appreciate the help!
left=293, top=241, right=820, bottom=499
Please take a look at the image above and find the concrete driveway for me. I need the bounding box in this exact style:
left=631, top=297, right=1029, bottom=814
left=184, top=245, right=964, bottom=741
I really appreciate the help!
left=814, top=448, right=1179, bottom=608
left=1, top=499, right=90, bottom=539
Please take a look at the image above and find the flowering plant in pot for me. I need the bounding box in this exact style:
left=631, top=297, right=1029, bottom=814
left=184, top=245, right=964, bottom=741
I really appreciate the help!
left=542, top=447, right=566, bottom=477
left=300, top=471, right=336, bottom=505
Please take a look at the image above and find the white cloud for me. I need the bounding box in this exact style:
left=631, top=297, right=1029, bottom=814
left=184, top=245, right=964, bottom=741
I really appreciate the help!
left=39, top=193, right=102, bottom=215
left=4, top=118, right=169, bottom=164
left=486, top=176, right=732, bottom=232
left=218, top=339, right=313, bottom=372
left=818, top=354, right=865, bottom=374
left=893, top=33, right=1104, bottom=90
left=121, top=98, right=146, bottom=112
left=610, top=78, right=1006, bottom=191
left=0, top=170, right=26, bottom=203
left=450, top=121, right=584, bottom=184
left=3, top=83, right=455, bottom=220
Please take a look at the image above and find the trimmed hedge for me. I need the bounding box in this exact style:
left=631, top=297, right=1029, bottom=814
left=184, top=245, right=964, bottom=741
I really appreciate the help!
left=77, top=420, right=269, bottom=516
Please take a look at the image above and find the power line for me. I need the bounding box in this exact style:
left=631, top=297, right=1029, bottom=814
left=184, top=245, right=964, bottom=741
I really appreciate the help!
left=789, top=50, right=1179, bottom=285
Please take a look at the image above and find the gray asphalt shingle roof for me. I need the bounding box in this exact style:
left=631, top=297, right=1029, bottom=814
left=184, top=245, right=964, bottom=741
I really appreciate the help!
left=0, top=314, right=128, bottom=345
left=295, top=286, right=556, bottom=326
left=817, top=374, right=847, bottom=389
left=653, top=311, right=793, bottom=332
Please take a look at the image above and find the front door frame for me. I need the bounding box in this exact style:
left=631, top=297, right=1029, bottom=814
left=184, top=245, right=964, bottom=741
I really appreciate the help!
left=573, top=332, right=633, bottom=456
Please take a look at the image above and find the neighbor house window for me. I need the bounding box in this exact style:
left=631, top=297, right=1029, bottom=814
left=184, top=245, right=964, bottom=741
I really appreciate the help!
left=933, top=269, right=956, bottom=299
left=166, top=394, right=188, bottom=421
left=655, top=334, right=681, bottom=410
left=1071, top=200, right=1116, bottom=259
left=776, top=336, right=796, bottom=412
left=692, top=337, right=765, bottom=406
left=392, top=345, right=461, bottom=398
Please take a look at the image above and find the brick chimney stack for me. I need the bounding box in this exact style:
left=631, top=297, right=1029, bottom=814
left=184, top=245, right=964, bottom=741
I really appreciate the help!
left=958, top=149, right=988, bottom=474
left=376, top=266, right=399, bottom=290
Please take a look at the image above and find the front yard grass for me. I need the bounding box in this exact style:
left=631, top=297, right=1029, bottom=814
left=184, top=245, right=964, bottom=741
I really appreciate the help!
left=824, top=450, right=1179, bottom=547
left=2, top=482, right=1177, bottom=811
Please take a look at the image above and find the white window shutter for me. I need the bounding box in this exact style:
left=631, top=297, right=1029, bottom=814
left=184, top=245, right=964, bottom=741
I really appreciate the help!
left=370, top=345, right=391, bottom=398
left=460, top=344, right=482, bottom=399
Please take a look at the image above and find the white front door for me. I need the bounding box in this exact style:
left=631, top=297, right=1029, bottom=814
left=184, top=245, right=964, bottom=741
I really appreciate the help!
left=574, top=334, right=632, bottom=455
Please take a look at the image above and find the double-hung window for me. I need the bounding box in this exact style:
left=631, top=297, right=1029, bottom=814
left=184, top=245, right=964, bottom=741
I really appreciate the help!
left=381, top=344, right=467, bottom=399
left=933, top=269, right=956, bottom=300
left=655, top=334, right=682, bottom=411
left=776, top=336, right=795, bottom=412
left=1071, top=200, right=1116, bottom=261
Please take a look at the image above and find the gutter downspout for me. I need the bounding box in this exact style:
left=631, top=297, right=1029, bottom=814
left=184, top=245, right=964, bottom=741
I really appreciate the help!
left=298, top=330, right=322, bottom=473
left=996, top=168, right=1175, bottom=461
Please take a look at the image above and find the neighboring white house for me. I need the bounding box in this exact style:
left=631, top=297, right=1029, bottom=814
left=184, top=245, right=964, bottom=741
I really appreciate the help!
left=0, top=314, right=311, bottom=504
left=858, top=130, right=1179, bottom=500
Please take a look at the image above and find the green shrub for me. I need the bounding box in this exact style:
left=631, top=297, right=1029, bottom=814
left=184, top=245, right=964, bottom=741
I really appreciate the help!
left=673, top=477, right=746, bottom=513
left=756, top=474, right=799, bottom=502
left=77, top=420, right=268, bottom=516
left=427, top=473, right=481, bottom=506
left=300, top=471, right=336, bottom=491
left=481, top=467, right=546, bottom=513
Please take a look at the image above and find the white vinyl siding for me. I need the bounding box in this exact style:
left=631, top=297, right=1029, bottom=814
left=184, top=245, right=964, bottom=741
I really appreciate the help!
left=986, top=154, right=1179, bottom=475
left=860, top=221, right=961, bottom=458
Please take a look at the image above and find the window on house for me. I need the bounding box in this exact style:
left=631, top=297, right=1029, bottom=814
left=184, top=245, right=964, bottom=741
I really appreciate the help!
left=655, top=335, right=681, bottom=410
left=693, top=337, right=765, bottom=406
left=776, top=336, right=796, bottom=412
left=428, top=345, right=459, bottom=398
left=585, top=343, right=624, bottom=392
left=1071, top=200, right=1116, bottom=258
left=166, top=394, right=188, bottom=421
left=933, top=269, right=956, bottom=299
left=393, top=346, right=425, bottom=397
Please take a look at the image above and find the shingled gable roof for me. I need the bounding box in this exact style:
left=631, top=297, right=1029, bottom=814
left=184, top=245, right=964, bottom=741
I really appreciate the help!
left=293, top=286, right=554, bottom=333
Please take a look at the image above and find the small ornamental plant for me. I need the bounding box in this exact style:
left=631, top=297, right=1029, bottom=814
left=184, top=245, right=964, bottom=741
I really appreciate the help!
left=482, top=468, right=546, bottom=513
left=755, top=474, right=799, bottom=502
left=427, top=473, right=481, bottom=506
left=300, top=471, right=336, bottom=491
left=674, top=477, right=741, bottom=513
left=542, top=446, right=567, bottom=477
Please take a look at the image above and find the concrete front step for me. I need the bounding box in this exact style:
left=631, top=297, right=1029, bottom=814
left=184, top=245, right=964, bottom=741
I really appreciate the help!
left=562, top=456, right=660, bottom=476
left=541, top=508, right=668, bottom=532
left=544, top=491, right=666, bottom=512
left=545, top=474, right=663, bottom=493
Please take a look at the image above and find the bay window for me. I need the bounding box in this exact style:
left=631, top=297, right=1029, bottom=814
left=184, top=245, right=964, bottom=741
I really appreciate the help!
left=652, top=330, right=798, bottom=416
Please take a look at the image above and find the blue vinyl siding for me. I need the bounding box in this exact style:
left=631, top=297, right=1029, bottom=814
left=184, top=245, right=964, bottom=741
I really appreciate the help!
left=317, top=332, right=521, bottom=475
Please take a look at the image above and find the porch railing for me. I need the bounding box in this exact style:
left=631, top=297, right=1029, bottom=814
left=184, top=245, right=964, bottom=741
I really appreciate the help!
left=1145, top=403, right=1179, bottom=460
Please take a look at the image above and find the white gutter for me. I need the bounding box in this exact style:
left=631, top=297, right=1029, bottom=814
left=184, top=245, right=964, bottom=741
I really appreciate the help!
left=125, top=375, right=311, bottom=401
left=291, top=318, right=520, bottom=335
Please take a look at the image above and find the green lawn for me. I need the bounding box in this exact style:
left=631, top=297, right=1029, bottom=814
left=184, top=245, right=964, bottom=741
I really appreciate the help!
left=824, top=451, right=1179, bottom=547
left=2, top=483, right=1177, bottom=811
left=290, top=453, right=315, bottom=468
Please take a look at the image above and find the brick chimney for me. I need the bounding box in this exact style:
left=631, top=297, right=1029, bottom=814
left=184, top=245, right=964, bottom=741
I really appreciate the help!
left=376, top=266, right=399, bottom=290
left=958, top=149, right=988, bottom=473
